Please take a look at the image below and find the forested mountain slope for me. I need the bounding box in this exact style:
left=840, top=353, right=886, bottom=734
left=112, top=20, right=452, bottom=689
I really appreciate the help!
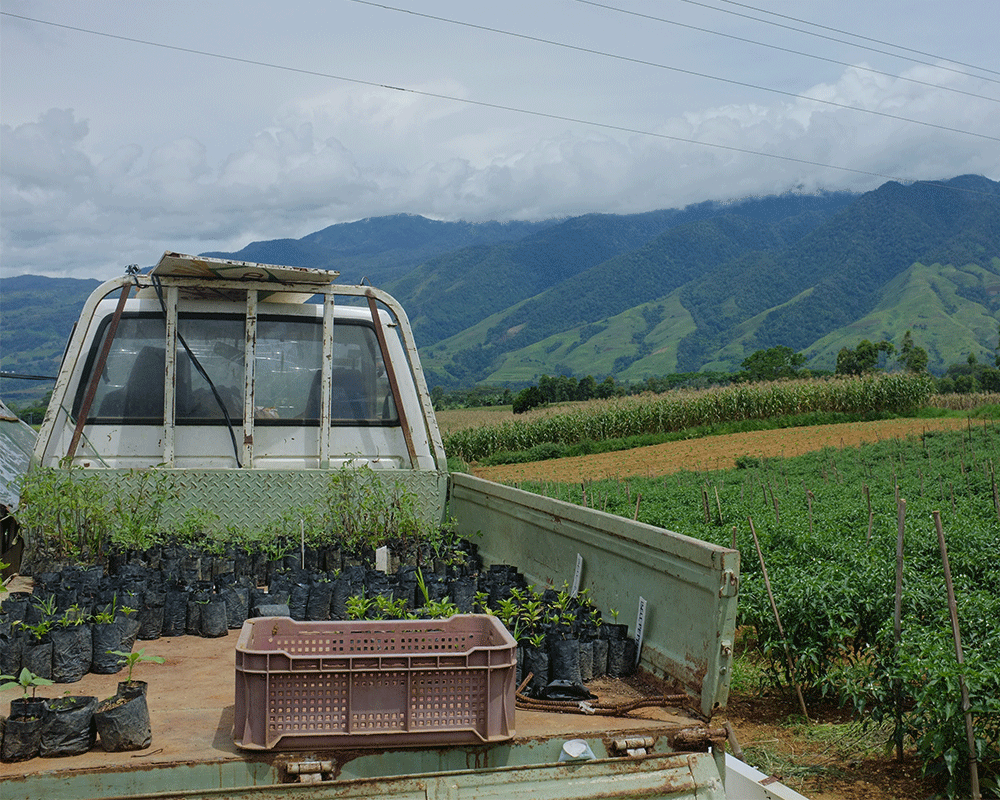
left=4, top=177, right=998, bottom=405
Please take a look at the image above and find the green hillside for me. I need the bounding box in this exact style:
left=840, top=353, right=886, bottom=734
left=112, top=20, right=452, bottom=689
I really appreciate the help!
left=4, top=177, right=999, bottom=407
left=0, top=275, right=101, bottom=407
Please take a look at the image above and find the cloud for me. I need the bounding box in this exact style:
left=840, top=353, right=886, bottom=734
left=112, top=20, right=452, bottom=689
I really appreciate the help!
left=1, top=60, right=997, bottom=279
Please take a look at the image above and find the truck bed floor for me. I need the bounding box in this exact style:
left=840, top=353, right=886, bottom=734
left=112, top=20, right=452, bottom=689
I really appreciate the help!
left=1, top=627, right=703, bottom=781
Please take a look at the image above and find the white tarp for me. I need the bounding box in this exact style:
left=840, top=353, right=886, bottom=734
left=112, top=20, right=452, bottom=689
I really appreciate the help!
left=0, top=399, right=37, bottom=509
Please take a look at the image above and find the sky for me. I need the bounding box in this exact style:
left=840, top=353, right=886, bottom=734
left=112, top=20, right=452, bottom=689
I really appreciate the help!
left=2, top=0, right=998, bottom=280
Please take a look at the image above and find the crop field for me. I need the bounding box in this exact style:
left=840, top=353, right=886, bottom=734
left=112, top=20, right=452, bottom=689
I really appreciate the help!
left=441, top=374, right=936, bottom=464
left=475, top=418, right=999, bottom=799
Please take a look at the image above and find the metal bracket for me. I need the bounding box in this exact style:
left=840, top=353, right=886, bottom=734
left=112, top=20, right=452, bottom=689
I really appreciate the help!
left=286, top=760, right=334, bottom=783
left=719, top=570, right=739, bottom=597
left=611, top=736, right=655, bottom=757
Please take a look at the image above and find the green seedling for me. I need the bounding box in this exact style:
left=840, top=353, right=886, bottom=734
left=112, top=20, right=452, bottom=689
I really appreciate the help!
left=108, top=647, right=165, bottom=684
left=0, top=667, right=54, bottom=699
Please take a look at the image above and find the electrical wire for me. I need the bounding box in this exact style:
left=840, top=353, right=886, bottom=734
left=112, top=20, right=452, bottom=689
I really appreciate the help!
left=712, top=0, right=1000, bottom=78
left=569, top=0, right=1000, bottom=101
left=345, top=1, right=1000, bottom=144
left=672, top=0, right=1000, bottom=80
left=2, top=10, right=997, bottom=200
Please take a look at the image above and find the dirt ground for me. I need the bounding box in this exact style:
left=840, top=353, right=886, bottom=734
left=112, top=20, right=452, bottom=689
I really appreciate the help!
left=471, top=416, right=973, bottom=485
left=722, top=690, right=936, bottom=800
left=472, top=417, right=975, bottom=800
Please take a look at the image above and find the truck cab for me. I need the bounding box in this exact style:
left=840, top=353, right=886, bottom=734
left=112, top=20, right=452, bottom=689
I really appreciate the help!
left=34, top=252, right=449, bottom=529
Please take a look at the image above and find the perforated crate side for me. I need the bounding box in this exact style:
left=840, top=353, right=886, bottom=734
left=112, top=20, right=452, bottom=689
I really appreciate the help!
left=234, top=615, right=516, bottom=750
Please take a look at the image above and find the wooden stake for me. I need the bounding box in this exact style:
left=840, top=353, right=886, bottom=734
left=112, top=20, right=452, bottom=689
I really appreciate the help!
left=748, top=515, right=809, bottom=721
left=893, top=498, right=906, bottom=762
left=864, top=483, right=873, bottom=544
left=932, top=510, right=982, bottom=800
left=633, top=493, right=642, bottom=521
left=992, top=461, right=1000, bottom=524
left=714, top=486, right=724, bottom=526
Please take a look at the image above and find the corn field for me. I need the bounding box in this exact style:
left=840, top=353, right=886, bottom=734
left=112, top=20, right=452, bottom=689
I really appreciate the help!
left=443, top=373, right=936, bottom=463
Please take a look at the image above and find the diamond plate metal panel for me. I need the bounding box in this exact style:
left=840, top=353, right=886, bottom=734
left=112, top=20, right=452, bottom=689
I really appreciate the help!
left=97, top=468, right=448, bottom=531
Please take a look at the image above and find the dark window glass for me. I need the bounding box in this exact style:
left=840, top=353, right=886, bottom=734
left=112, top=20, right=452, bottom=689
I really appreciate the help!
left=78, top=313, right=398, bottom=425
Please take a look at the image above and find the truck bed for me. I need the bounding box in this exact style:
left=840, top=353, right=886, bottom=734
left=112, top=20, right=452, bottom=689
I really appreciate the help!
left=1, top=627, right=726, bottom=799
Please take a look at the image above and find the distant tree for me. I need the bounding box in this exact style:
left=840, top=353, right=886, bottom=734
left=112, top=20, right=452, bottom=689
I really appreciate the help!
left=430, top=385, right=445, bottom=409
left=954, top=373, right=976, bottom=393
left=538, top=374, right=578, bottom=403
left=898, top=330, right=929, bottom=374
left=739, top=345, right=806, bottom=382
left=836, top=340, right=895, bottom=375
left=512, top=386, right=545, bottom=414
left=979, top=368, right=1000, bottom=392
left=576, top=375, right=597, bottom=401
left=596, top=376, right=617, bottom=399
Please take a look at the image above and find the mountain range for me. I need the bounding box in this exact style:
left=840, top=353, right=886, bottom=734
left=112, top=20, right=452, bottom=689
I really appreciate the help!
left=2, top=174, right=999, bottom=405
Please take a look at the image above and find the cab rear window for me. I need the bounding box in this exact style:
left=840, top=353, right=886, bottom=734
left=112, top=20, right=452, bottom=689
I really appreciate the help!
left=74, top=313, right=398, bottom=426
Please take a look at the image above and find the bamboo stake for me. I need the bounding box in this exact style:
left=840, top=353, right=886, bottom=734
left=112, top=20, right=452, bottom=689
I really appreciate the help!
left=864, top=483, right=873, bottom=544
left=932, top=510, right=981, bottom=800
left=747, top=515, right=809, bottom=720
left=893, top=498, right=905, bottom=762
left=633, top=493, right=642, bottom=521
left=992, top=461, right=1000, bottom=524
left=715, top=486, right=724, bottom=526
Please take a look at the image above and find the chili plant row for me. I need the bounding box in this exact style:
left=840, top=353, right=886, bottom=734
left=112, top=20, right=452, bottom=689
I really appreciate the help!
left=519, top=422, right=1000, bottom=798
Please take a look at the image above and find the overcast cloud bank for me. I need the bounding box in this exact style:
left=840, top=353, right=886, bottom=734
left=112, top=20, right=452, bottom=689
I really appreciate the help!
left=2, top=1, right=998, bottom=279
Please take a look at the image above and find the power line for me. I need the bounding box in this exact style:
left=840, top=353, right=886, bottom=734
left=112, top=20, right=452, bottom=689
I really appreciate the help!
left=572, top=0, right=1000, bottom=102
left=2, top=11, right=997, bottom=200
left=346, top=2, right=999, bottom=143
left=711, top=0, right=1000, bottom=78
left=673, top=0, right=1000, bottom=81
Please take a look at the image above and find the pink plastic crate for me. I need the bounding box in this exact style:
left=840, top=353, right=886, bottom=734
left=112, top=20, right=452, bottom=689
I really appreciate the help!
left=233, top=615, right=516, bottom=750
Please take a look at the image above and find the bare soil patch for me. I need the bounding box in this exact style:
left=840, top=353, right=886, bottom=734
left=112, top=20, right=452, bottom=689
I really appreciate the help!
left=472, top=417, right=972, bottom=484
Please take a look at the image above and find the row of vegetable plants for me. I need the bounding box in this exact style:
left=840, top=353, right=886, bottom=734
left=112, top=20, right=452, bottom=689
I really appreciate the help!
left=517, top=421, right=1000, bottom=798
left=443, top=373, right=936, bottom=463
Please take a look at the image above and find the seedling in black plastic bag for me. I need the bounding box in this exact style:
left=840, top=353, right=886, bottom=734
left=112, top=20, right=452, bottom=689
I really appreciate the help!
left=108, top=648, right=165, bottom=685
left=0, top=667, right=54, bottom=699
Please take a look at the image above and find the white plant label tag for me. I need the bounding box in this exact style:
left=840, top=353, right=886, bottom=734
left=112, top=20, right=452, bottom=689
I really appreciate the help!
left=375, top=545, right=389, bottom=573
left=571, top=553, right=584, bottom=597
left=634, top=596, right=647, bottom=667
